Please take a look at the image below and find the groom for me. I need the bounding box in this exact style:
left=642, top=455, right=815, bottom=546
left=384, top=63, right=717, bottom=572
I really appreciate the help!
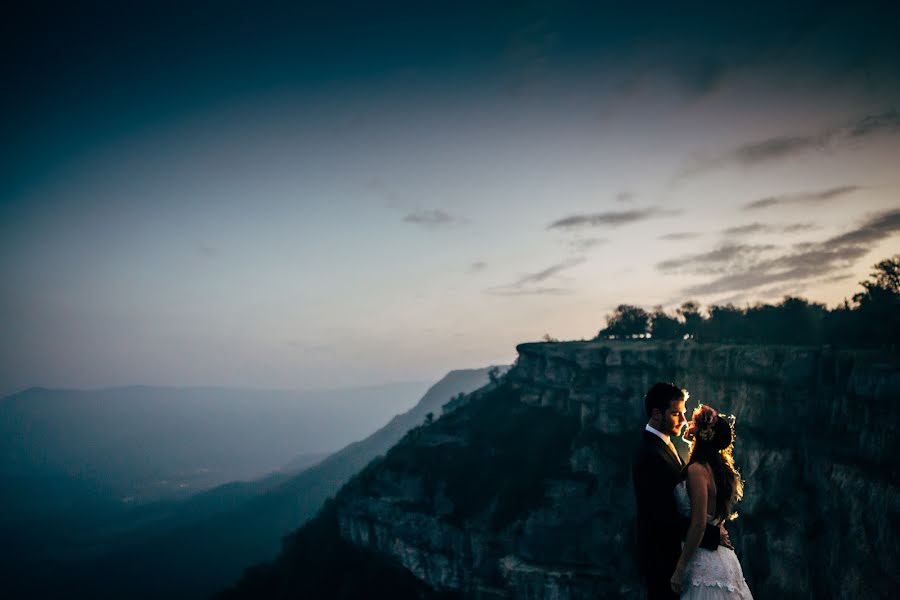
left=632, top=382, right=728, bottom=599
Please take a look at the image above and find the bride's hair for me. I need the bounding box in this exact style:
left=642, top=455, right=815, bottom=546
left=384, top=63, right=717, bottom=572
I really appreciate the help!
left=684, top=405, right=744, bottom=521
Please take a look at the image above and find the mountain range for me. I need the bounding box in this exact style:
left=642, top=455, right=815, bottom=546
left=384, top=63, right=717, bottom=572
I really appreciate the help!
left=1, top=370, right=497, bottom=598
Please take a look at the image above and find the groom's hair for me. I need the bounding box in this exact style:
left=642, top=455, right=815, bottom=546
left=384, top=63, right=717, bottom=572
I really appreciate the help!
left=644, top=382, right=684, bottom=418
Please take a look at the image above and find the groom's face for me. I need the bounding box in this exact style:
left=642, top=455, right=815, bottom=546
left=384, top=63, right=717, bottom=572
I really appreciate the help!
left=659, top=398, right=687, bottom=437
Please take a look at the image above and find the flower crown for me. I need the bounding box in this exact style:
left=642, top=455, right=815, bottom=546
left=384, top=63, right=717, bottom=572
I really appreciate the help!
left=685, top=404, right=718, bottom=442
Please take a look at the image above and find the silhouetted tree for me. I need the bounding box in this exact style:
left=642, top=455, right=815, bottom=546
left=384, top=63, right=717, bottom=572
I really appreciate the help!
left=856, top=255, right=900, bottom=296
left=598, top=304, right=650, bottom=338
left=701, top=304, right=745, bottom=342
left=823, top=299, right=855, bottom=345
left=851, top=255, right=900, bottom=347
left=592, top=255, right=898, bottom=348
left=677, top=301, right=703, bottom=339
left=776, top=296, right=826, bottom=345
left=650, top=306, right=682, bottom=340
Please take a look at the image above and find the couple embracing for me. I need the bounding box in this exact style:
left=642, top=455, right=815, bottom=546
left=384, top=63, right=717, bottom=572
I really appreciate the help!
left=632, top=382, right=753, bottom=599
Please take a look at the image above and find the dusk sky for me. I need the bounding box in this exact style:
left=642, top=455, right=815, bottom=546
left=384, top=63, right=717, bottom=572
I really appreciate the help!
left=3, top=1, right=899, bottom=396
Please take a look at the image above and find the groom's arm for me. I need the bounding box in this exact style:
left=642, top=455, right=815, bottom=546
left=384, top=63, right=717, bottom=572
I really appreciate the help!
left=634, top=452, right=682, bottom=534
left=634, top=448, right=725, bottom=550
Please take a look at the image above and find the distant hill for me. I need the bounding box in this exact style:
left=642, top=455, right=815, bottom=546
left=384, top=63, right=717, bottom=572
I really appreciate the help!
left=0, top=382, right=430, bottom=516
left=4, top=368, right=501, bottom=599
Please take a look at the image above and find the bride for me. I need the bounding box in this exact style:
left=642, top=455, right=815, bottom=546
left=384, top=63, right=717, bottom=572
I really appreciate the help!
left=670, top=405, right=753, bottom=599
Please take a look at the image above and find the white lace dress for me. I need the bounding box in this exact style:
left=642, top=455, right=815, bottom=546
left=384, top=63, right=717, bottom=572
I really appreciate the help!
left=674, top=481, right=754, bottom=599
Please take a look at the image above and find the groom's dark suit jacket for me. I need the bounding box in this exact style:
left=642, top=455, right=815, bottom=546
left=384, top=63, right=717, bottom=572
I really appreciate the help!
left=632, top=430, right=719, bottom=584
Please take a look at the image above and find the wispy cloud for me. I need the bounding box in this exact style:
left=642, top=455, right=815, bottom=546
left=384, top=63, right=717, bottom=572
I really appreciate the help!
left=674, top=208, right=900, bottom=296
left=616, top=191, right=635, bottom=203
left=820, top=272, right=855, bottom=284
left=743, top=185, right=862, bottom=210
left=402, top=209, right=468, bottom=228
left=711, top=282, right=809, bottom=306
left=823, top=208, right=900, bottom=248
left=677, top=108, right=900, bottom=179
left=568, top=238, right=607, bottom=252
left=721, top=222, right=819, bottom=235
left=658, top=232, right=702, bottom=241
left=468, top=261, right=487, bottom=273
left=486, top=286, right=571, bottom=297
left=658, top=244, right=777, bottom=274
left=547, top=207, right=680, bottom=230
left=722, top=223, right=772, bottom=235
left=487, top=256, right=586, bottom=296
left=782, top=223, right=820, bottom=233
left=732, top=134, right=827, bottom=165
left=512, top=257, right=587, bottom=286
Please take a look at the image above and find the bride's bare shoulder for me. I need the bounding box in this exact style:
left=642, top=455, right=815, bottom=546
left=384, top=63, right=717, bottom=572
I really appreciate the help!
left=686, top=461, right=713, bottom=480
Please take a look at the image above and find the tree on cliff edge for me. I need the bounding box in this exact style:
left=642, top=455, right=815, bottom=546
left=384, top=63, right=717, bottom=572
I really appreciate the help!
left=592, top=255, right=899, bottom=347
left=850, top=255, right=900, bottom=346
left=598, top=304, right=650, bottom=339
left=650, top=306, right=683, bottom=340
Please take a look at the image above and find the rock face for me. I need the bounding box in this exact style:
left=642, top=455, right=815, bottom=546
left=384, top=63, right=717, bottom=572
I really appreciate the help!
left=335, top=341, right=900, bottom=599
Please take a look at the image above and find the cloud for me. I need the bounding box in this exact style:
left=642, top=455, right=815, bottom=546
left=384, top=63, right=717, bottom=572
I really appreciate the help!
left=721, top=222, right=819, bottom=235
left=547, top=207, right=680, bottom=230
left=512, top=257, right=586, bottom=286
left=468, top=261, right=487, bottom=273
left=781, top=223, right=820, bottom=233
left=616, top=191, right=635, bottom=203
left=711, top=282, right=809, bottom=307
left=676, top=208, right=900, bottom=296
left=846, top=109, right=900, bottom=138
left=658, top=232, right=702, bottom=241
left=658, top=244, right=776, bottom=274
left=743, top=185, right=862, bottom=210
left=680, top=247, right=869, bottom=296
left=732, top=134, right=827, bottom=165
left=822, top=207, right=900, bottom=248
left=487, top=256, right=586, bottom=296
left=722, top=223, right=772, bottom=235
left=820, top=272, right=855, bottom=284
left=486, top=286, right=571, bottom=297
left=402, top=209, right=467, bottom=228
left=678, top=108, right=900, bottom=179
left=568, top=238, right=607, bottom=252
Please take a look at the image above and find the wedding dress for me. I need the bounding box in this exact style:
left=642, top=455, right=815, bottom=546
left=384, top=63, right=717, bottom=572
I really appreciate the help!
left=674, top=481, right=754, bottom=599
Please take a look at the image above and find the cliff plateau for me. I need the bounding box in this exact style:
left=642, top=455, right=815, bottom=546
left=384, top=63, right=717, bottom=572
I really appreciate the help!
left=224, top=341, right=900, bottom=599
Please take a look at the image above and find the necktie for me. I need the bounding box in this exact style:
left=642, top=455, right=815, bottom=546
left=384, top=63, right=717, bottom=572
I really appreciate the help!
left=667, top=440, right=682, bottom=465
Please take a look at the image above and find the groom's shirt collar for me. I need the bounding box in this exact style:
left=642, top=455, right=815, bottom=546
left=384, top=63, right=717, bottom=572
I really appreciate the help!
left=645, top=423, right=670, bottom=444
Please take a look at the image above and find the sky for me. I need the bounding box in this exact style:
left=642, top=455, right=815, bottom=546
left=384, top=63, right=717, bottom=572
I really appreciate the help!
left=2, top=1, right=899, bottom=397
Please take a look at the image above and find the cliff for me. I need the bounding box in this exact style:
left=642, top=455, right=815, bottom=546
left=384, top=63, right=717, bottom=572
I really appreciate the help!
left=223, top=341, right=900, bottom=599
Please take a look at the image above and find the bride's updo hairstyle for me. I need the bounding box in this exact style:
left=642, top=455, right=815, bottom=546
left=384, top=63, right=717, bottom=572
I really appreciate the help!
left=684, top=404, right=744, bottom=521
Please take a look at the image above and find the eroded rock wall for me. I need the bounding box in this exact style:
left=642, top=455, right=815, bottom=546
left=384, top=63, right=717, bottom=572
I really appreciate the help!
left=338, top=341, right=900, bottom=598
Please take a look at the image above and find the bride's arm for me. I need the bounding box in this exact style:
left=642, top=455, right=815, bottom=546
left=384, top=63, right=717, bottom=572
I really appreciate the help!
left=670, top=463, right=711, bottom=595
